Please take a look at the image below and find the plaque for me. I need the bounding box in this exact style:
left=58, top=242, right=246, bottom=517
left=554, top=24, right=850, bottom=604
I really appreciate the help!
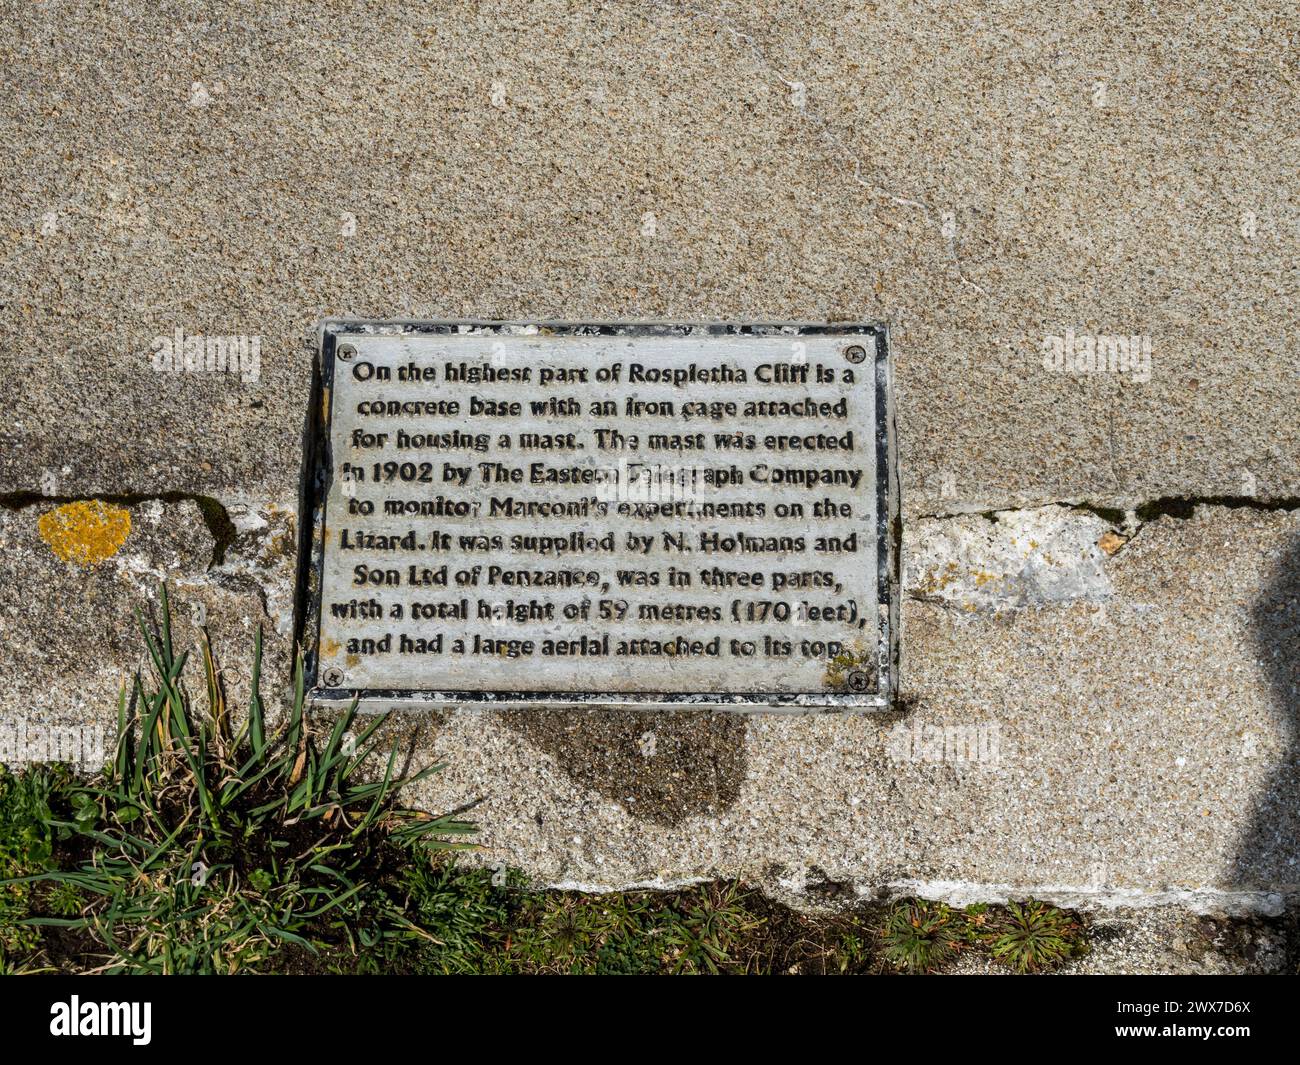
left=299, top=322, right=898, bottom=710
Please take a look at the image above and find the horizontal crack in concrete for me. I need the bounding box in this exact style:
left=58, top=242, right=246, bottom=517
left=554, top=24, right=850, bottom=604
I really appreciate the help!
left=917, top=495, right=1300, bottom=524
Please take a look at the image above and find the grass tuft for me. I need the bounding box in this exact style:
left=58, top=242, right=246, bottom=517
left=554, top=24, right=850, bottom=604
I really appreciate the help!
left=0, top=588, right=1094, bottom=976
left=989, top=899, right=1088, bottom=972
left=880, top=899, right=960, bottom=973
left=8, top=584, right=473, bottom=974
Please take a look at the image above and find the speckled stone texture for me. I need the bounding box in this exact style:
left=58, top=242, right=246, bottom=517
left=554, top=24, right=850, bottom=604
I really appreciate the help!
left=0, top=2, right=1297, bottom=908
left=0, top=499, right=294, bottom=735
left=2, top=1, right=1295, bottom=510
left=387, top=507, right=1299, bottom=904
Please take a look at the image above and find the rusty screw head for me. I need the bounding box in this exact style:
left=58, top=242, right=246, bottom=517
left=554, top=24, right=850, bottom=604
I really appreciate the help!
left=321, top=667, right=345, bottom=688
left=844, top=344, right=867, bottom=364
left=847, top=670, right=871, bottom=692
left=336, top=343, right=356, bottom=361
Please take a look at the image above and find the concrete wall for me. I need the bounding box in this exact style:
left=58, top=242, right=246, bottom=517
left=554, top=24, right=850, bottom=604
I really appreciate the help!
left=1, top=1, right=1296, bottom=910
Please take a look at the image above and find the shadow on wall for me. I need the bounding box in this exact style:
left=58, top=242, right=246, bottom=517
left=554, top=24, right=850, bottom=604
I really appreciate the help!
left=499, top=707, right=747, bottom=828
left=1235, top=534, right=1300, bottom=890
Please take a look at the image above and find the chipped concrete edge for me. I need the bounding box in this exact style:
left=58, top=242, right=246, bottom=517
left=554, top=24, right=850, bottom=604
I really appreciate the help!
left=545, top=873, right=1297, bottom=917
left=878, top=880, right=1296, bottom=918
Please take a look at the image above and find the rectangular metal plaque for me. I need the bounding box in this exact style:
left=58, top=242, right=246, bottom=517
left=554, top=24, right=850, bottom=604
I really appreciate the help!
left=300, top=321, right=897, bottom=711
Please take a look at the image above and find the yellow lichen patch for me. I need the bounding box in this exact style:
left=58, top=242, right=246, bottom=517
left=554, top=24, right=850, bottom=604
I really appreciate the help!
left=38, top=500, right=131, bottom=565
left=1097, top=531, right=1128, bottom=556
left=914, top=561, right=961, bottom=597
left=824, top=642, right=874, bottom=691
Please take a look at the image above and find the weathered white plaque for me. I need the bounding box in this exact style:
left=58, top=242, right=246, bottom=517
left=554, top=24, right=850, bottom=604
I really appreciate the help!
left=301, top=322, right=897, bottom=710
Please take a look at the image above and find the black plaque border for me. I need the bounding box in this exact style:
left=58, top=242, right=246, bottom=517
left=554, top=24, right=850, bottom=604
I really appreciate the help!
left=297, top=320, right=899, bottom=712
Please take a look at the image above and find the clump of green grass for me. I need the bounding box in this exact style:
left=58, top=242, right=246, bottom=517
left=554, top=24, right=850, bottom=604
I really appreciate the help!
left=10, top=586, right=473, bottom=974
left=880, top=899, right=960, bottom=973
left=377, top=861, right=520, bottom=975
left=345, top=872, right=771, bottom=976
left=988, top=900, right=1087, bottom=972
left=827, top=918, right=872, bottom=974
left=504, top=880, right=765, bottom=975
left=0, top=590, right=1093, bottom=976
left=0, top=763, right=73, bottom=971
left=878, top=897, right=1086, bottom=974
left=663, top=881, right=767, bottom=974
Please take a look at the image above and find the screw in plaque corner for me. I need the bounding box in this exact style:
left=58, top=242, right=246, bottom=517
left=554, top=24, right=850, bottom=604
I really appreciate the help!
left=336, top=343, right=356, bottom=361
left=321, top=667, right=346, bottom=688
left=843, top=344, right=866, bottom=364
left=847, top=670, right=872, bottom=693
